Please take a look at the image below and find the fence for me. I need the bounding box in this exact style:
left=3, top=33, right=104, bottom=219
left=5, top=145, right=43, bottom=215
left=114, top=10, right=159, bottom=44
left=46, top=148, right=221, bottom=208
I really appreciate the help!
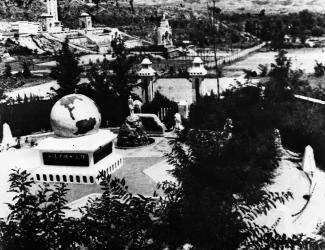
left=204, top=42, right=266, bottom=69
left=157, top=107, right=174, bottom=122
left=151, top=42, right=266, bottom=73
left=0, top=98, right=56, bottom=137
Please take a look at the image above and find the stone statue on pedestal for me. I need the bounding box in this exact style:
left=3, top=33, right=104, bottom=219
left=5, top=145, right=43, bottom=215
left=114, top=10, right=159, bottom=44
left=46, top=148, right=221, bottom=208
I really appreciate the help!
left=174, top=113, right=184, bottom=132
left=221, top=118, right=233, bottom=140
left=117, top=97, right=150, bottom=147
left=128, top=95, right=135, bottom=117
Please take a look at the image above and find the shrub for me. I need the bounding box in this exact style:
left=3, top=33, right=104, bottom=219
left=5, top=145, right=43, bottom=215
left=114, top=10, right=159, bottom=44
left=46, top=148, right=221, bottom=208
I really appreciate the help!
left=314, top=60, right=325, bottom=77
left=4, top=64, right=12, bottom=78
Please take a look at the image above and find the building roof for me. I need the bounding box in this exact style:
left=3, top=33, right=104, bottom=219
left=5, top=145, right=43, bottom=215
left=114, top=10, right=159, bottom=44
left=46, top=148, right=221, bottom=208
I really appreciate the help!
left=138, top=67, right=156, bottom=77
left=141, top=58, right=152, bottom=65
left=193, top=57, right=203, bottom=64
left=188, top=66, right=207, bottom=76
left=39, top=13, right=53, bottom=18
left=80, top=12, right=90, bottom=17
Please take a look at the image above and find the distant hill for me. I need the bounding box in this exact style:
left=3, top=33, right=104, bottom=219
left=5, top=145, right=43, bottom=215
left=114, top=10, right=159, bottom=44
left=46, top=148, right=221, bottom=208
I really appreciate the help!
left=134, top=0, right=325, bottom=13
left=0, top=0, right=46, bottom=21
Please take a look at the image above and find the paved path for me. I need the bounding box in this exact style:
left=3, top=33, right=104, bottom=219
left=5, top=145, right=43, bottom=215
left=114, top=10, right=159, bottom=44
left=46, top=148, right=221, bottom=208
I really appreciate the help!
left=0, top=137, right=173, bottom=219
left=2, top=136, right=323, bottom=236
left=293, top=170, right=325, bottom=236
left=255, top=158, right=310, bottom=236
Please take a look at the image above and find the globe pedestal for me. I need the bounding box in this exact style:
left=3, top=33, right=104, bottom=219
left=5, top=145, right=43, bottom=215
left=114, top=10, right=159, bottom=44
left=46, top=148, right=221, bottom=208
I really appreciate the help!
left=32, top=129, right=123, bottom=185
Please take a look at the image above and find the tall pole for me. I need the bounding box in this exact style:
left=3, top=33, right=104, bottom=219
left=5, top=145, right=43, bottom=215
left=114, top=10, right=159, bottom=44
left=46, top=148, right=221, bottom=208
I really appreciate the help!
left=211, top=0, right=220, bottom=100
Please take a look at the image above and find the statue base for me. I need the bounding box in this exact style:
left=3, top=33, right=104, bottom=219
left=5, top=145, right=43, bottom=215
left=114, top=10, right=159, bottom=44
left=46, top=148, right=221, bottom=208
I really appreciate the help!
left=117, top=114, right=151, bottom=147
left=31, top=129, right=123, bottom=185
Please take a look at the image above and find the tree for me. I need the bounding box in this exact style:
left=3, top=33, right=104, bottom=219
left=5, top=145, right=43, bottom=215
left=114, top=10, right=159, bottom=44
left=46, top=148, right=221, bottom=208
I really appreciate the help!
left=0, top=169, right=81, bottom=250
left=50, top=38, right=82, bottom=96
left=258, top=64, right=268, bottom=77
left=314, top=61, right=325, bottom=77
left=259, top=9, right=265, bottom=18
left=4, top=63, right=12, bottom=78
left=79, top=41, right=139, bottom=125
left=22, top=61, right=31, bottom=78
left=80, top=170, right=156, bottom=249
left=109, top=38, right=138, bottom=99
left=154, top=123, right=309, bottom=249
left=167, top=50, right=325, bottom=248
left=129, top=0, right=134, bottom=13
left=93, top=0, right=100, bottom=8
left=79, top=62, right=124, bottom=125
left=271, top=19, right=285, bottom=49
left=0, top=158, right=315, bottom=249
left=267, top=49, right=292, bottom=99
left=311, top=26, right=324, bottom=37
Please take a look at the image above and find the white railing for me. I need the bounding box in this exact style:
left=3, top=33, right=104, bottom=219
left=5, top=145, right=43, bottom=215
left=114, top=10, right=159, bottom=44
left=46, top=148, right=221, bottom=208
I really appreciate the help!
left=205, top=42, right=266, bottom=69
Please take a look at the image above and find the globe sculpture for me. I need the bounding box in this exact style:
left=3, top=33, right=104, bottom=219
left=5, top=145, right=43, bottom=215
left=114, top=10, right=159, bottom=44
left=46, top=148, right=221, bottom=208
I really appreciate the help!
left=50, top=94, right=101, bottom=138
left=32, top=94, right=123, bottom=186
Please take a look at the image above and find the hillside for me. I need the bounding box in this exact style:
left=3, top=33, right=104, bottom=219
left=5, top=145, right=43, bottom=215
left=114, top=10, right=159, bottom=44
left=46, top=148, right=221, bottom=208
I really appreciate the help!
left=134, top=0, right=325, bottom=13
left=0, top=0, right=46, bottom=21
left=2, top=0, right=325, bottom=21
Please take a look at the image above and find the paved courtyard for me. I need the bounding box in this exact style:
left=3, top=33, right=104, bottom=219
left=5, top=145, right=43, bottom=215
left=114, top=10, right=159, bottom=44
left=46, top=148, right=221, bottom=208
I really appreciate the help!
left=0, top=135, right=174, bottom=218
left=1, top=133, right=325, bottom=238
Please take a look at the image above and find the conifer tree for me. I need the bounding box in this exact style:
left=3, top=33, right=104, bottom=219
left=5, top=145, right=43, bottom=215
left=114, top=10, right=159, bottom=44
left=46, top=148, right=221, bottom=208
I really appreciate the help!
left=22, top=61, right=31, bottom=78
left=4, top=64, right=12, bottom=78
left=51, top=38, right=82, bottom=96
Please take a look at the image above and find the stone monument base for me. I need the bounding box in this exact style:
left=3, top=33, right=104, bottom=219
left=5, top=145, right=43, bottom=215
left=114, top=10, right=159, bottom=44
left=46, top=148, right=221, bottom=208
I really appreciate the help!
left=32, top=129, right=123, bottom=185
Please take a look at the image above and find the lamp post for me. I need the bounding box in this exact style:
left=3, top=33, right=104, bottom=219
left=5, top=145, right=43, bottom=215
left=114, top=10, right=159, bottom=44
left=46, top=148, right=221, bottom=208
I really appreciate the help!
left=211, top=0, right=221, bottom=100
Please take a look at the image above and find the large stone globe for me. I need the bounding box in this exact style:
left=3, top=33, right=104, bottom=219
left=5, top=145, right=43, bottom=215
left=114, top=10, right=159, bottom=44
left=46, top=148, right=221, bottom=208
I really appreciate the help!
left=50, top=94, right=101, bottom=138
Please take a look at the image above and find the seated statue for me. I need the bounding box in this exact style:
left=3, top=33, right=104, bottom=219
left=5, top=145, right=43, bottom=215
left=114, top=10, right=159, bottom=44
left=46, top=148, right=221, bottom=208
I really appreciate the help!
left=117, top=97, right=150, bottom=147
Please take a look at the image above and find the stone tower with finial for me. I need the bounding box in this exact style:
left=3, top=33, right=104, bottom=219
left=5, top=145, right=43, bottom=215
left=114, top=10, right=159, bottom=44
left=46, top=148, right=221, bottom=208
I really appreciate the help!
left=157, top=13, right=173, bottom=47
left=39, top=0, right=62, bottom=32
left=79, top=12, right=92, bottom=30
left=188, top=57, right=207, bottom=103
left=137, top=58, right=156, bottom=104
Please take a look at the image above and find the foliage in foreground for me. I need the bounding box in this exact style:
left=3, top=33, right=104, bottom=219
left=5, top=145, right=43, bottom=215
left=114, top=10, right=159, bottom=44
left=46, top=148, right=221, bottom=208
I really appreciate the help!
left=160, top=123, right=313, bottom=249
left=0, top=169, right=80, bottom=250
left=191, top=50, right=325, bottom=169
left=1, top=49, right=323, bottom=248
left=0, top=165, right=316, bottom=250
left=79, top=170, right=157, bottom=249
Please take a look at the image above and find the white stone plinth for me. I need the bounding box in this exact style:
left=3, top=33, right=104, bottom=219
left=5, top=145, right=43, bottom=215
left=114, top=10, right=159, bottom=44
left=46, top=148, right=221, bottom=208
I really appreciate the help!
left=32, top=129, right=123, bottom=185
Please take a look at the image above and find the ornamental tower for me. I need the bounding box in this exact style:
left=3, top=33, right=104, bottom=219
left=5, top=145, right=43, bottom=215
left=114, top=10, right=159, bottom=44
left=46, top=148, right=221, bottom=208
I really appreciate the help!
left=79, top=12, right=92, bottom=29
left=39, top=0, right=62, bottom=32
left=137, top=58, right=156, bottom=104
left=47, top=0, right=58, bottom=21
left=157, top=13, right=173, bottom=47
left=188, top=57, right=207, bottom=103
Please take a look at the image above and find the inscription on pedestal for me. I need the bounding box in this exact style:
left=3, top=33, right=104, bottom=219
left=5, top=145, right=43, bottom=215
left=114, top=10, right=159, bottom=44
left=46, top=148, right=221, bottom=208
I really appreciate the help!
left=43, top=153, right=89, bottom=166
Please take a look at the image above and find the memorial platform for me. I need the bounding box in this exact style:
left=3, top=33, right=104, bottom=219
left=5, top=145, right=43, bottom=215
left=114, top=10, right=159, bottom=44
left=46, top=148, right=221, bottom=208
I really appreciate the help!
left=32, top=129, right=123, bottom=185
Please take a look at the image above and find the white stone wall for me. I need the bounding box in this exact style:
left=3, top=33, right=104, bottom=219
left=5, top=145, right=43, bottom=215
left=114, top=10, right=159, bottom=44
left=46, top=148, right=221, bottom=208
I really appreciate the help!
left=48, top=0, right=58, bottom=21
left=17, top=22, right=40, bottom=34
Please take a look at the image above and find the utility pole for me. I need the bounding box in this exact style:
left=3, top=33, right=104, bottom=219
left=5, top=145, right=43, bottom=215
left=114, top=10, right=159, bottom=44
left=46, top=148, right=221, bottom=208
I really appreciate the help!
left=211, top=0, right=220, bottom=100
